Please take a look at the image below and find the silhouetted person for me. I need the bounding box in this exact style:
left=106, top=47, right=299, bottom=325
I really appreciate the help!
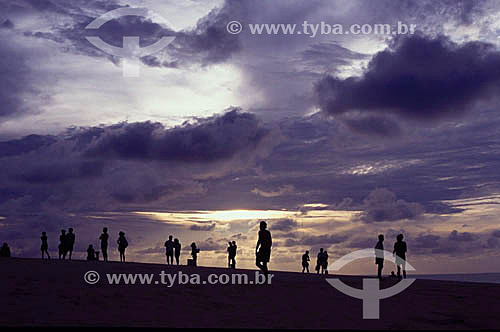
left=99, top=227, right=109, bottom=262
left=174, top=238, right=181, bottom=265
left=321, top=250, right=329, bottom=275
left=67, top=228, right=75, bottom=260
left=375, top=234, right=384, bottom=280
left=390, top=271, right=397, bottom=278
left=191, top=242, right=199, bottom=267
left=164, top=235, right=174, bottom=265
left=87, top=244, right=96, bottom=261
left=59, top=229, right=67, bottom=259
left=393, top=233, right=408, bottom=279
left=117, top=231, right=128, bottom=262
left=0, top=243, right=11, bottom=257
left=302, top=250, right=310, bottom=273
left=227, top=241, right=237, bottom=269
left=41, top=232, right=50, bottom=259
left=316, top=248, right=324, bottom=274
left=256, top=221, right=272, bottom=276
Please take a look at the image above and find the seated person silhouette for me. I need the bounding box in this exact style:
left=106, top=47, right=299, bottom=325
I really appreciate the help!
left=87, top=244, right=96, bottom=261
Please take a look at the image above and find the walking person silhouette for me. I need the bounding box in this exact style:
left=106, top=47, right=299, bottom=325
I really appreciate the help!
left=99, top=227, right=109, bottom=262
left=375, top=234, right=385, bottom=280
left=41, top=232, right=50, bottom=259
left=67, top=228, right=75, bottom=260
left=255, top=221, right=272, bottom=277
left=393, top=234, right=408, bottom=279
left=302, top=250, right=310, bottom=273
left=164, top=235, right=174, bottom=265
left=117, top=231, right=128, bottom=262
left=174, top=238, right=181, bottom=265
left=58, top=229, right=67, bottom=259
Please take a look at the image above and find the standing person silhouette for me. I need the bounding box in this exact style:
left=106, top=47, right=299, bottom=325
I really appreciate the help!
left=321, top=250, right=329, bottom=275
left=229, top=241, right=237, bottom=269
left=227, top=242, right=232, bottom=268
left=41, top=232, right=50, bottom=259
left=190, top=242, right=199, bottom=267
left=255, top=221, right=272, bottom=277
left=393, top=234, right=408, bottom=279
left=0, top=243, right=11, bottom=257
left=316, top=248, right=324, bottom=274
left=117, top=232, right=128, bottom=262
left=375, top=234, right=385, bottom=280
left=58, top=229, right=67, bottom=260
left=99, top=227, right=109, bottom=262
left=67, top=228, right=75, bottom=260
left=173, top=238, right=181, bottom=265
left=302, top=250, right=310, bottom=273
left=164, top=235, right=174, bottom=265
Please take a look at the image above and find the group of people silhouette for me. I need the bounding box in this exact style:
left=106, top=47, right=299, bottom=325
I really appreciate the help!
left=376, top=233, right=408, bottom=280
left=2, top=220, right=409, bottom=280
left=57, top=228, right=75, bottom=260
left=164, top=235, right=182, bottom=265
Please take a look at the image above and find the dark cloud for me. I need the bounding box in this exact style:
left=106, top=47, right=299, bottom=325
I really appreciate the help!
left=269, top=218, right=297, bottom=232
left=0, top=135, right=56, bottom=158
left=0, top=19, right=14, bottom=29
left=358, top=188, right=424, bottom=223
left=189, top=223, right=216, bottom=231
left=167, top=0, right=243, bottom=66
left=184, top=237, right=226, bottom=251
left=347, top=237, right=374, bottom=249
left=299, top=42, right=369, bottom=73
left=343, top=115, right=401, bottom=137
left=85, top=109, right=270, bottom=162
left=414, top=234, right=441, bottom=249
left=448, top=230, right=476, bottom=242
left=0, top=36, right=41, bottom=120
left=315, top=34, right=500, bottom=120
left=493, top=230, right=500, bottom=238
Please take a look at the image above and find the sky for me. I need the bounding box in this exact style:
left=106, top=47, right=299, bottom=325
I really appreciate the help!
left=1, top=0, right=500, bottom=274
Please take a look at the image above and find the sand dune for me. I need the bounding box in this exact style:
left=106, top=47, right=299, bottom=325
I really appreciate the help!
left=1, top=257, right=499, bottom=328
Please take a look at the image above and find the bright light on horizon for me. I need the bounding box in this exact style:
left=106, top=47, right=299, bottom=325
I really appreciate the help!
left=135, top=209, right=296, bottom=222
